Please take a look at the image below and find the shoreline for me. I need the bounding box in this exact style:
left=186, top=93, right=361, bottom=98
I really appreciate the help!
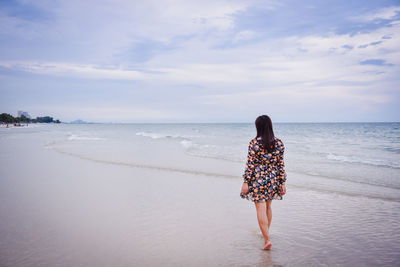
left=46, top=139, right=400, bottom=203
left=0, top=123, right=29, bottom=128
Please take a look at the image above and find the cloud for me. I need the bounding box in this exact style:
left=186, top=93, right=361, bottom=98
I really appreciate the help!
left=352, top=6, right=400, bottom=22
left=1, top=16, right=399, bottom=90
left=358, top=40, right=383, bottom=49
left=0, top=61, right=146, bottom=80
left=342, top=45, right=353, bottom=50
left=360, top=59, right=394, bottom=66
left=0, top=0, right=253, bottom=64
left=232, top=30, right=256, bottom=43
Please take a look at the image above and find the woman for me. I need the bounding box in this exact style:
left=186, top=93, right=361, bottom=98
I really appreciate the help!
left=240, top=115, right=287, bottom=250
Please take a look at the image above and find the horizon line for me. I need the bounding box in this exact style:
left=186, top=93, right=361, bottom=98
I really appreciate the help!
left=61, top=121, right=400, bottom=124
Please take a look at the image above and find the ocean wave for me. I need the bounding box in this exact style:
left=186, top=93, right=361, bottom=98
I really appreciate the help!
left=135, top=131, right=195, bottom=140
left=67, top=134, right=106, bottom=141
left=326, top=153, right=400, bottom=169
left=135, top=131, right=212, bottom=152
left=180, top=139, right=194, bottom=149
left=134, top=131, right=245, bottom=162
left=384, top=146, right=400, bottom=154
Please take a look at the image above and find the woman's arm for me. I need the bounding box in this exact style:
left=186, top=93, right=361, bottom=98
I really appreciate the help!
left=277, top=140, right=287, bottom=185
left=243, top=139, right=257, bottom=185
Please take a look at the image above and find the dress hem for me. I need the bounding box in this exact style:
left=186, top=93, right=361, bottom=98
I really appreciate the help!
left=240, top=193, right=284, bottom=202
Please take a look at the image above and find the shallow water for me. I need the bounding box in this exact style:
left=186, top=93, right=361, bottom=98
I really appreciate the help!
left=0, top=123, right=399, bottom=266
left=32, top=122, right=400, bottom=201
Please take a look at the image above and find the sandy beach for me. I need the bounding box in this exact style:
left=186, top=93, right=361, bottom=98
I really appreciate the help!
left=1, top=124, right=399, bottom=266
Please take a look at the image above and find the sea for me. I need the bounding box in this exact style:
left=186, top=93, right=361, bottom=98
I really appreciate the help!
left=27, top=122, right=400, bottom=201
left=1, top=122, right=399, bottom=266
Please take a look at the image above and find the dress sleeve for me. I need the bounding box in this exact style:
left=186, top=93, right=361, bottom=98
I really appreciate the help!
left=243, top=140, right=257, bottom=184
left=277, top=140, right=287, bottom=185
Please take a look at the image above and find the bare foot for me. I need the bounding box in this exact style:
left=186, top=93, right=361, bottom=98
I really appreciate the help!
left=263, top=240, right=272, bottom=250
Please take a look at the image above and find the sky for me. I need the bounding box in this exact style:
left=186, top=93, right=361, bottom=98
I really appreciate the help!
left=0, top=0, right=399, bottom=123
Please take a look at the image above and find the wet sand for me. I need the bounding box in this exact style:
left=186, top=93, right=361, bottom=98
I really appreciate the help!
left=1, top=131, right=399, bottom=266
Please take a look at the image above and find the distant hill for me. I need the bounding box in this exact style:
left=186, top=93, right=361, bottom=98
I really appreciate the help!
left=70, top=119, right=92, bottom=124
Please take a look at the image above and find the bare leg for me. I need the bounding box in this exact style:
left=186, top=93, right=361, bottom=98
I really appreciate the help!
left=266, top=200, right=272, bottom=230
left=255, top=201, right=272, bottom=250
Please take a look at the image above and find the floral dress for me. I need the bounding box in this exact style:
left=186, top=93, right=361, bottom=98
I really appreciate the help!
left=240, top=137, right=287, bottom=202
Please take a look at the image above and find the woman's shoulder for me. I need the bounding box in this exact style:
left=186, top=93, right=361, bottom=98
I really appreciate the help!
left=248, top=137, right=258, bottom=148
left=249, top=137, right=262, bottom=150
left=250, top=137, right=284, bottom=148
left=252, top=136, right=283, bottom=144
left=274, top=137, right=283, bottom=144
left=250, top=137, right=259, bottom=143
left=273, top=137, right=285, bottom=151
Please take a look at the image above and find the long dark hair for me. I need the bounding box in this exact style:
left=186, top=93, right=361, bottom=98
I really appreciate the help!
left=255, top=115, right=276, bottom=152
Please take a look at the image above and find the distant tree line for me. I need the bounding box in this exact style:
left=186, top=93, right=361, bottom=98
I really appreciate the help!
left=0, top=113, right=61, bottom=123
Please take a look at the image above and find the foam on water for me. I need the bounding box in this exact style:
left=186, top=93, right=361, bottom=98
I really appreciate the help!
left=135, top=131, right=195, bottom=140
left=5, top=122, right=400, bottom=199
left=36, top=122, right=400, bottom=203
left=67, top=134, right=106, bottom=141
